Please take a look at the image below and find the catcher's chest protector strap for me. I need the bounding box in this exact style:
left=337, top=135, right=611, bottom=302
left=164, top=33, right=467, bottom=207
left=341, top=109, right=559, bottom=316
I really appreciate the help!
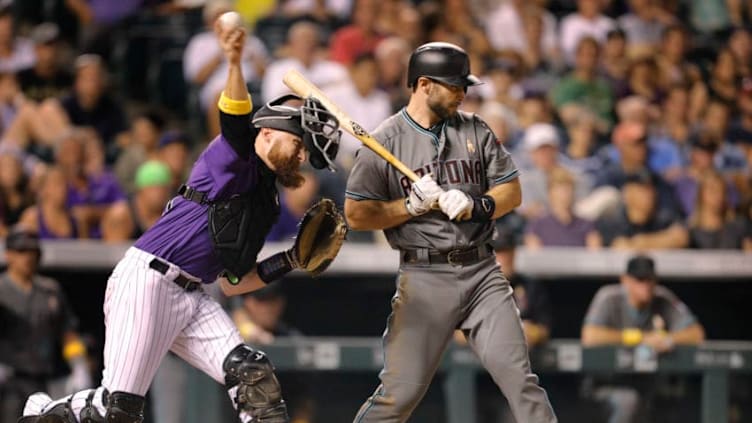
left=207, top=166, right=280, bottom=279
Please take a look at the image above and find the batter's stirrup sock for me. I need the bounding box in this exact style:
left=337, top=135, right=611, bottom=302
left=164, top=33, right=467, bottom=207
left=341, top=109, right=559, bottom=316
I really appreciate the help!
left=104, top=391, right=145, bottom=423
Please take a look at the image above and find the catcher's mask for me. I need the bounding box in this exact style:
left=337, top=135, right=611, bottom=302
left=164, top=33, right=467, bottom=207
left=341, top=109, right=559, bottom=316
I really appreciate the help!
left=251, top=94, right=341, bottom=171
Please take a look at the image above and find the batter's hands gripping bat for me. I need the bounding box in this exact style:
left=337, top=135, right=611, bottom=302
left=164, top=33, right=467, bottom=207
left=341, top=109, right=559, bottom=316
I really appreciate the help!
left=283, top=69, right=421, bottom=183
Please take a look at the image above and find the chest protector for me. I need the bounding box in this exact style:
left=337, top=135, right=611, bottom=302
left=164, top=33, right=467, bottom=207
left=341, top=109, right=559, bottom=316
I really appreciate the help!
left=205, top=165, right=280, bottom=279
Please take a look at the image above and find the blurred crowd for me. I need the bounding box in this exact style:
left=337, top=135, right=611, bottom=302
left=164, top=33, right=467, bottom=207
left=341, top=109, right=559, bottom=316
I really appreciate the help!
left=0, top=0, right=750, bottom=252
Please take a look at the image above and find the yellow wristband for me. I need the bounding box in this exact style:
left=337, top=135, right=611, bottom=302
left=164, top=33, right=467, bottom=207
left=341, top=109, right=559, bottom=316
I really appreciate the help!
left=218, top=91, right=252, bottom=115
left=621, top=328, right=643, bottom=346
left=63, top=339, right=87, bottom=361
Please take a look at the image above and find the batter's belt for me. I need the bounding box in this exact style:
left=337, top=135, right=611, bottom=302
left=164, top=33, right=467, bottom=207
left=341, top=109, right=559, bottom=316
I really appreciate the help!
left=401, top=245, right=493, bottom=266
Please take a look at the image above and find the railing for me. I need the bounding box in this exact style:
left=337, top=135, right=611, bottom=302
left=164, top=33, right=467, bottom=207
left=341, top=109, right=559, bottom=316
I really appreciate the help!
left=1, top=241, right=750, bottom=279
left=258, top=337, right=752, bottom=423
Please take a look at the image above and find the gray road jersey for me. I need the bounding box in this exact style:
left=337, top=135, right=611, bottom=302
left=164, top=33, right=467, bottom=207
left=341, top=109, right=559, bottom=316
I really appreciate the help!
left=346, top=108, right=519, bottom=251
left=583, top=284, right=698, bottom=331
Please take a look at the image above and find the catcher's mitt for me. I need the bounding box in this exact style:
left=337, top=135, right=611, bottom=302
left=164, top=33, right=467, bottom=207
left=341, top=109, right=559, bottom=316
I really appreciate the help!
left=292, top=198, right=347, bottom=276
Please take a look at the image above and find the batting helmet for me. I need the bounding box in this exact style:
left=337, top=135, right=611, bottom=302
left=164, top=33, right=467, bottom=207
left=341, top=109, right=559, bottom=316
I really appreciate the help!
left=252, top=94, right=341, bottom=171
left=407, top=42, right=482, bottom=88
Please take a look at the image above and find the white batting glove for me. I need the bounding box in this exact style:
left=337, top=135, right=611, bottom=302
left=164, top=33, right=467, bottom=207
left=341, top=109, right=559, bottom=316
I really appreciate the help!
left=439, top=189, right=473, bottom=220
left=406, top=174, right=444, bottom=216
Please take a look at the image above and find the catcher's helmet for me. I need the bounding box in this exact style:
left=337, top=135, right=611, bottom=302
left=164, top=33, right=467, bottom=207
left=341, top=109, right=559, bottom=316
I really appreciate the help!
left=252, top=94, right=341, bottom=171
left=407, top=42, right=482, bottom=88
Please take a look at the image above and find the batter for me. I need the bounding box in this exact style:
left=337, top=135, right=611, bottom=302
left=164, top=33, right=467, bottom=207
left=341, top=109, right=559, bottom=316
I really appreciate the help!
left=345, top=42, right=557, bottom=423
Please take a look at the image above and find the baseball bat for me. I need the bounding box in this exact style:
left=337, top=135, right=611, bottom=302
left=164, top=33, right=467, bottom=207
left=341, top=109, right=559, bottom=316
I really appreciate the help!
left=283, top=69, right=421, bottom=182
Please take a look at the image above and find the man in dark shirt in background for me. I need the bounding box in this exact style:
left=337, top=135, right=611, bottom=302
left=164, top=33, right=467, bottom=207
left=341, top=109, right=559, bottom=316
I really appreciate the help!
left=0, top=227, right=91, bottom=422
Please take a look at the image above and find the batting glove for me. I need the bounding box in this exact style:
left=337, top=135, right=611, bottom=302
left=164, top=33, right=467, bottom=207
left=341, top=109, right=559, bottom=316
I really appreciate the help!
left=406, top=174, right=443, bottom=216
left=439, top=190, right=496, bottom=221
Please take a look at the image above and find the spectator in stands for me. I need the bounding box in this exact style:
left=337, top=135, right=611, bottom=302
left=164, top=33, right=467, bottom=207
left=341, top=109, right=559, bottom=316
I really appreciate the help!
left=623, top=57, right=662, bottom=104
left=517, top=123, right=592, bottom=219
left=485, top=0, right=558, bottom=70
left=183, top=0, right=268, bottom=136
left=581, top=254, right=705, bottom=423
left=525, top=167, right=602, bottom=249
left=18, top=166, right=81, bottom=239
left=114, top=109, right=167, bottom=195
left=673, top=133, right=739, bottom=217
left=0, top=227, right=92, bottom=422
left=600, top=28, right=629, bottom=96
left=374, top=36, right=411, bottom=112
left=595, top=169, right=688, bottom=249
left=55, top=130, right=124, bottom=238
left=688, top=170, right=751, bottom=249
left=261, top=21, right=348, bottom=103
left=485, top=53, right=526, bottom=111
left=614, top=96, right=683, bottom=181
left=329, top=0, right=383, bottom=66
left=617, top=0, right=675, bottom=56
left=559, top=0, right=616, bottom=65
left=595, top=121, right=681, bottom=214
left=101, top=160, right=173, bottom=242
left=551, top=37, right=615, bottom=134
left=267, top=170, right=319, bottom=242
left=426, top=0, right=491, bottom=57
left=698, top=101, right=748, bottom=175
left=0, top=5, right=35, bottom=73
left=60, top=54, right=127, bottom=162
left=375, top=0, right=422, bottom=48
left=726, top=27, right=752, bottom=79
left=561, top=112, right=602, bottom=179
left=0, top=151, right=32, bottom=236
left=707, top=49, right=739, bottom=106
left=17, top=23, right=72, bottom=103
left=231, top=283, right=313, bottom=422
left=656, top=83, right=692, bottom=154
left=654, top=25, right=705, bottom=122
left=727, top=77, right=752, bottom=146
left=157, top=130, right=192, bottom=193
left=684, top=0, right=739, bottom=34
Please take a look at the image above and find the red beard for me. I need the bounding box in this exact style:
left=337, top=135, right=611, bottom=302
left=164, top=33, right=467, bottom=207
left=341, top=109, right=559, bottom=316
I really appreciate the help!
left=268, top=143, right=304, bottom=188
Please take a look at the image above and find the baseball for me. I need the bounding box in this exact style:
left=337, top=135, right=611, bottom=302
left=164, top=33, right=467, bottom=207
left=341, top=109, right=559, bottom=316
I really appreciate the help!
left=218, top=11, right=243, bottom=30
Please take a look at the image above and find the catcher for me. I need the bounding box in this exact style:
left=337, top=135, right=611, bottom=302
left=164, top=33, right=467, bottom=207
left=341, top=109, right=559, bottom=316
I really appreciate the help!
left=18, top=23, right=346, bottom=423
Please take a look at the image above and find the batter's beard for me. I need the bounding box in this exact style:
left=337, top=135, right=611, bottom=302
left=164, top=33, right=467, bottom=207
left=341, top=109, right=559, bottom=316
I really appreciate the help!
left=427, top=97, right=457, bottom=120
left=268, top=143, right=304, bottom=188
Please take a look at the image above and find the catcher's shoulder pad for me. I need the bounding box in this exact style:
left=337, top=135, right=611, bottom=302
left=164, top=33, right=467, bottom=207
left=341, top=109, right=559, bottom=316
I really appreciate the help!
left=294, top=198, right=348, bottom=276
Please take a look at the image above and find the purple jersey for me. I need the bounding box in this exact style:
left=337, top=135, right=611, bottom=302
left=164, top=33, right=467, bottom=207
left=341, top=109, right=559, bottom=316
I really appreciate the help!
left=134, top=129, right=259, bottom=282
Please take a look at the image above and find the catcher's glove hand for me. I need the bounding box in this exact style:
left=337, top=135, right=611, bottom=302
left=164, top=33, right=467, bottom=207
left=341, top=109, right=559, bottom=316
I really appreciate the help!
left=257, top=198, right=347, bottom=282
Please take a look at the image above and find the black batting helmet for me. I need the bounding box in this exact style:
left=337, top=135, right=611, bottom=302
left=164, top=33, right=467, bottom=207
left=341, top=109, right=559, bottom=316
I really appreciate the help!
left=407, top=42, right=482, bottom=88
left=252, top=94, right=341, bottom=171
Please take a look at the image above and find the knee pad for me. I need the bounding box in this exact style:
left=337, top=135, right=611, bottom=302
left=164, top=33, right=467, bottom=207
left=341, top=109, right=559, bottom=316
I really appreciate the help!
left=223, top=344, right=288, bottom=422
left=103, top=391, right=145, bottom=423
